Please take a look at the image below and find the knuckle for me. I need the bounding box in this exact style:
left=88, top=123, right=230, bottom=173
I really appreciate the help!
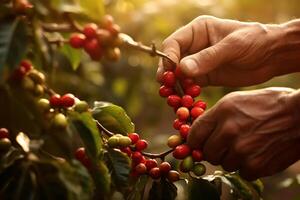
left=195, top=15, right=215, bottom=23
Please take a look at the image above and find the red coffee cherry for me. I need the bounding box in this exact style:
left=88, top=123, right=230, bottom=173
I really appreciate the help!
left=81, top=156, right=92, bottom=169
left=167, top=95, right=181, bottom=108
left=192, top=150, right=203, bottom=162
left=83, top=23, right=98, bottom=39
left=128, top=133, right=140, bottom=144
left=69, top=33, right=86, bottom=48
left=194, top=100, right=207, bottom=110
left=173, top=119, right=184, bottom=130
left=120, top=147, right=132, bottom=157
left=159, top=162, right=171, bottom=174
left=179, top=124, right=190, bottom=140
left=180, top=78, right=194, bottom=89
left=132, top=151, right=143, bottom=163
left=75, top=147, right=86, bottom=161
left=174, top=66, right=184, bottom=79
left=12, top=66, right=27, bottom=81
left=145, top=159, right=158, bottom=171
left=0, top=128, right=9, bottom=139
left=176, top=107, right=190, bottom=121
left=191, top=107, right=204, bottom=119
left=181, top=95, right=194, bottom=108
left=135, top=139, right=148, bottom=151
left=173, top=144, right=191, bottom=159
left=167, top=170, right=180, bottom=182
left=159, top=85, right=174, bottom=97
left=162, top=71, right=176, bottom=87
left=61, top=93, right=75, bottom=108
left=185, top=84, right=201, bottom=97
left=20, top=60, right=32, bottom=72
left=84, top=38, right=101, bottom=53
left=49, top=94, right=62, bottom=107
left=149, top=167, right=161, bottom=179
left=135, top=163, right=147, bottom=175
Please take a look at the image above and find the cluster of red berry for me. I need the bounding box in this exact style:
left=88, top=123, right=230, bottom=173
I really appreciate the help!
left=0, top=128, right=12, bottom=154
left=69, top=15, right=122, bottom=61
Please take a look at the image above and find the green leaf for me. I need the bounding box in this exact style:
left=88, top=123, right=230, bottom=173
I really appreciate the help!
left=79, top=0, right=104, bottom=22
left=105, top=148, right=131, bottom=188
left=92, top=102, right=135, bottom=135
left=0, top=18, right=28, bottom=71
left=126, top=176, right=149, bottom=200
left=89, top=160, right=111, bottom=196
left=0, top=147, right=24, bottom=173
left=188, top=178, right=220, bottom=200
left=148, top=178, right=177, bottom=200
left=60, top=44, right=82, bottom=70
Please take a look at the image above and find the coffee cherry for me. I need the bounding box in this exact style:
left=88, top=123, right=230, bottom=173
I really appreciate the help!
left=131, top=151, right=143, bottom=163
left=0, top=138, right=11, bottom=152
left=28, top=69, right=45, bottom=84
left=176, top=107, right=190, bottom=121
left=194, top=100, right=207, bottom=110
left=135, top=139, right=148, bottom=151
left=37, top=98, right=50, bottom=112
left=185, top=85, right=201, bottom=97
left=84, top=38, right=102, bottom=55
left=192, top=150, right=203, bottom=162
left=145, top=159, right=158, bottom=171
left=33, top=84, right=44, bottom=97
left=21, top=76, right=35, bottom=91
left=12, top=66, right=26, bottom=81
left=135, top=163, right=147, bottom=175
left=162, top=71, right=176, bottom=87
left=180, top=78, right=194, bottom=89
left=173, top=144, right=191, bottom=159
left=108, top=24, right=121, bottom=36
left=108, top=136, right=119, bottom=148
left=167, top=134, right=182, bottom=148
left=181, top=95, right=194, bottom=108
left=179, top=124, right=190, bottom=140
left=81, top=156, right=92, bottom=169
left=61, top=93, right=75, bottom=108
left=149, top=167, right=161, bottom=179
left=180, top=156, right=194, bottom=172
left=105, top=47, right=121, bottom=61
left=159, top=86, right=174, bottom=97
left=167, top=170, right=180, bottom=182
left=191, top=107, right=204, bottom=119
left=119, top=136, right=132, bottom=148
left=50, top=94, right=62, bottom=107
left=74, top=101, right=89, bottom=113
left=193, top=163, right=206, bottom=176
left=128, top=133, right=139, bottom=144
left=120, top=147, right=132, bottom=157
left=167, top=95, right=181, bottom=108
left=20, top=60, right=32, bottom=72
left=173, top=119, right=185, bottom=130
left=102, top=15, right=114, bottom=28
left=52, top=113, right=68, bottom=129
left=69, top=33, right=86, bottom=48
left=83, top=23, right=98, bottom=39
left=159, top=162, right=171, bottom=174
left=13, top=0, right=33, bottom=13
left=75, top=147, right=86, bottom=161
left=0, top=128, right=9, bottom=139
left=174, top=66, right=184, bottom=79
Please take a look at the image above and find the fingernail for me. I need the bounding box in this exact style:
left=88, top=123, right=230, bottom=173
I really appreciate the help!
left=181, top=59, right=198, bottom=74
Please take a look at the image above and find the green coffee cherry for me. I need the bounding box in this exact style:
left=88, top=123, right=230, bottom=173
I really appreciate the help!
left=37, top=98, right=50, bottom=112
left=33, top=84, right=44, bottom=97
left=28, top=69, right=45, bottom=84
left=180, top=156, right=193, bottom=172
left=0, top=138, right=11, bottom=152
left=74, top=101, right=89, bottom=113
left=193, top=163, right=206, bottom=176
left=21, top=76, right=35, bottom=91
left=108, top=136, right=119, bottom=148
left=119, top=136, right=132, bottom=147
left=52, top=113, right=68, bottom=129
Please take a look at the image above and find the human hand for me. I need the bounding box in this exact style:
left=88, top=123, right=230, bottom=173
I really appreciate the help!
left=187, top=87, right=300, bottom=180
left=157, top=16, right=300, bottom=87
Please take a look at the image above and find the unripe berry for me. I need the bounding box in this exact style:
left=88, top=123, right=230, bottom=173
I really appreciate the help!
left=131, top=151, right=143, bottom=163
left=75, top=147, right=86, bottom=161
left=61, top=93, right=75, bottom=108
left=69, top=33, right=86, bottom=48
left=83, top=23, right=98, bottom=39
left=176, top=107, right=190, bottom=121
left=0, top=128, right=9, bottom=139
left=127, top=133, right=139, bottom=144
left=37, top=98, right=50, bottom=112
left=135, top=163, right=147, bottom=175
left=52, top=113, right=68, bottom=129
left=191, top=107, right=204, bottom=119
left=145, top=159, right=158, bottom=171
left=119, top=136, right=132, bottom=148
left=194, top=100, right=207, bottom=110
left=193, top=163, right=206, bottom=176
left=149, top=167, right=161, bottom=180
left=33, top=84, right=44, bottom=97
left=185, top=85, right=201, bottom=97
left=179, top=124, right=190, bottom=140
left=192, top=150, right=203, bottom=162
left=107, top=136, right=119, bottom=148
left=20, top=60, right=32, bottom=72
left=159, top=162, right=171, bottom=174
left=120, top=147, right=132, bottom=157
left=167, top=134, right=182, bottom=148
left=173, top=119, right=185, bottom=130
left=167, top=95, right=181, bottom=108
left=180, top=156, right=194, bottom=172
left=167, top=170, right=180, bottom=182
left=74, top=101, right=89, bottom=113
left=159, top=86, right=174, bottom=97
left=162, top=71, right=176, bottom=87
left=107, top=24, right=121, bottom=36
left=105, top=47, right=121, bottom=61
left=135, top=139, right=148, bottom=151
left=181, top=95, right=194, bottom=108
left=102, top=15, right=114, bottom=28
left=28, top=69, right=45, bottom=84
left=0, top=138, right=11, bottom=152
left=50, top=94, right=62, bottom=107
left=173, top=144, right=191, bottom=159
left=21, top=76, right=35, bottom=91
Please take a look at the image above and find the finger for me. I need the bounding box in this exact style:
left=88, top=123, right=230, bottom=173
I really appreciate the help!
left=221, top=148, right=242, bottom=172
left=156, top=59, right=164, bottom=82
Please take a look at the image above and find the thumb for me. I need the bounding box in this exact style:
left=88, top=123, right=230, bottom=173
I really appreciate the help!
left=180, top=42, right=230, bottom=77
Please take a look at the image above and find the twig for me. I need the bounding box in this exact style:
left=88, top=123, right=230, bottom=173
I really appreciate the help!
left=42, top=23, right=73, bottom=32
left=141, top=148, right=174, bottom=160
left=95, top=120, right=114, bottom=137
left=43, top=85, right=56, bottom=96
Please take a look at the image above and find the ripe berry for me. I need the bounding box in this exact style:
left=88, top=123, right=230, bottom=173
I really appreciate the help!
left=173, top=144, right=191, bottom=159
left=120, top=147, right=132, bottom=157
left=83, top=23, right=98, bottom=39
left=61, top=93, right=75, bottom=108
left=50, top=94, right=62, bottom=107
left=174, top=66, right=184, bottom=79
left=0, top=128, right=9, bottom=139
left=176, top=107, right=190, bottom=121
left=81, top=156, right=92, bottom=169
left=119, top=136, right=132, bottom=148
left=159, top=86, right=174, bottom=97
left=185, top=84, right=201, bottom=97
left=107, top=24, right=121, bottom=36
left=167, top=170, right=180, bottom=182
left=128, top=133, right=139, bottom=144
left=194, top=100, right=207, bottom=110
left=180, top=156, right=194, bottom=172
left=180, top=78, right=194, bottom=89
left=13, top=0, right=33, bottom=13
left=135, top=139, right=148, bottom=151
left=52, top=113, right=68, bottom=129
left=193, top=163, right=206, bottom=176
left=107, top=136, right=119, bottom=148
left=131, top=151, right=143, bottom=163
left=179, top=124, right=190, bottom=140
left=102, top=15, right=114, bottom=28
left=135, top=163, right=147, bottom=175
left=173, top=119, right=184, bottom=130
left=181, top=95, right=194, bottom=108
left=167, top=134, right=182, bottom=148
left=145, top=159, right=158, bottom=171
left=75, top=147, right=86, bottom=161
left=69, top=33, right=86, bottom=48
left=20, top=60, right=32, bottom=72
left=159, top=162, right=171, bottom=174
left=162, top=71, right=176, bottom=87
left=12, top=66, right=26, bottom=81
left=84, top=38, right=101, bottom=55
left=191, top=107, right=204, bottom=119
left=192, top=150, right=203, bottom=162
left=0, top=138, right=11, bottom=152
left=167, top=95, right=181, bottom=108
left=149, top=167, right=161, bottom=179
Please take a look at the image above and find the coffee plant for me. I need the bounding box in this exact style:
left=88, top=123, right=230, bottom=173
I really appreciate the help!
left=0, top=0, right=264, bottom=199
